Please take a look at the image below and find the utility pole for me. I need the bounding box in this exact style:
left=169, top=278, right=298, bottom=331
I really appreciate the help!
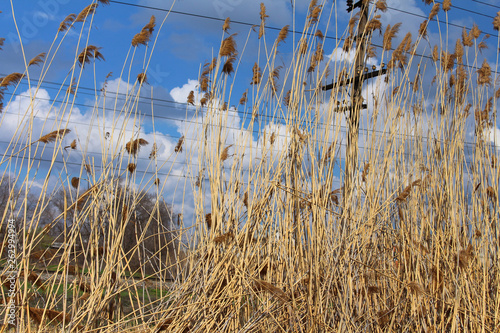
left=321, top=0, right=382, bottom=229
left=346, top=0, right=369, bottom=214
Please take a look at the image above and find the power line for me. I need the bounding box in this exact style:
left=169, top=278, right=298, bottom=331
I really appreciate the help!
left=471, top=0, right=500, bottom=10
left=387, top=5, right=498, bottom=38
left=104, top=0, right=500, bottom=73
left=4, top=84, right=495, bottom=152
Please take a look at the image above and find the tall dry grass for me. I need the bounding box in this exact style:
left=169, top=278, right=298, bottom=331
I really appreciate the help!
left=0, top=0, right=499, bottom=331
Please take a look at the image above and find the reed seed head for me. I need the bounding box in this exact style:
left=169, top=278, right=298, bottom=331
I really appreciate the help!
left=28, top=53, right=46, bottom=67
left=125, top=138, right=149, bottom=156
left=38, top=129, right=71, bottom=144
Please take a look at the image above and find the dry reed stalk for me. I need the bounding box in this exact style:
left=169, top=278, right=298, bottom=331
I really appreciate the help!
left=132, top=15, right=156, bottom=47
left=175, top=136, right=184, bottom=153
left=125, top=138, right=149, bottom=156
left=78, top=45, right=104, bottom=67
left=75, top=4, right=97, bottom=23
left=222, top=17, right=230, bottom=32
left=0, top=73, right=23, bottom=88
left=38, top=129, right=71, bottom=143
left=28, top=52, right=46, bottom=67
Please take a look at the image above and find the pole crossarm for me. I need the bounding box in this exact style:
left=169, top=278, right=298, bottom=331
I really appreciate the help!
left=321, top=68, right=387, bottom=91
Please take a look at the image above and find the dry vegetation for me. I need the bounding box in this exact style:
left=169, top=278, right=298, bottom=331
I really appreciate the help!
left=0, top=0, right=500, bottom=332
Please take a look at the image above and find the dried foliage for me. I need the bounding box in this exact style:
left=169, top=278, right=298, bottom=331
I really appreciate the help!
left=220, top=34, right=237, bottom=57
left=477, top=59, right=491, bottom=86
left=132, top=15, right=156, bottom=47
left=75, top=4, right=97, bottom=23
left=0, top=73, right=24, bottom=88
left=38, top=129, right=71, bottom=144
left=125, top=138, right=149, bottom=156
left=175, top=136, right=185, bottom=153
left=383, top=23, right=402, bottom=50
left=78, top=45, right=104, bottom=67
left=58, top=13, right=76, bottom=32
left=28, top=52, right=46, bottom=67
left=276, top=25, right=289, bottom=45
left=187, top=91, right=195, bottom=105
left=222, top=17, right=230, bottom=32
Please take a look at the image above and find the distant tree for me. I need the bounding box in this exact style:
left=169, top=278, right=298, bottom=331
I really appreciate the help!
left=47, top=181, right=182, bottom=279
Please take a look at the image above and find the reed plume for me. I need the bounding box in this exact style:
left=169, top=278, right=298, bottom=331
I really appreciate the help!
left=443, top=0, right=451, bottom=11
left=220, top=34, right=237, bottom=57
left=78, top=45, right=104, bottom=67
left=175, top=136, right=185, bottom=153
left=28, top=52, right=46, bottom=67
left=276, top=25, right=289, bottom=44
left=222, top=55, right=236, bottom=75
left=477, top=59, right=491, bottom=86
left=428, top=3, right=440, bottom=20
left=239, top=91, right=247, bottom=105
left=251, top=63, right=262, bottom=85
left=259, top=3, right=269, bottom=39
left=383, top=23, right=401, bottom=50
left=137, top=73, right=147, bottom=84
left=75, top=4, right=98, bottom=23
left=132, top=15, right=156, bottom=47
left=375, top=0, right=387, bottom=12
left=38, top=129, right=71, bottom=143
left=187, top=91, right=195, bottom=105
left=125, top=138, right=149, bottom=156
left=0, top=73, right=24, bottom=88
left=58, top=13, right=76, bottom=32
left=127, top=163, right=136, bottom=173
left=222, top=17, right=230, bottom=32
left=494, top=11, right=500, bottom=31
left=71, top=177, right=79, bottom=189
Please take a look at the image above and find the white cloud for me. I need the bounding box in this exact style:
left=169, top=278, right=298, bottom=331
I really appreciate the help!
left=169, top=79, right=199, bottom=104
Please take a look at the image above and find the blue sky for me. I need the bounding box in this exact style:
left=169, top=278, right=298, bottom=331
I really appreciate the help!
left=1, top=0, right=499, bottom=225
